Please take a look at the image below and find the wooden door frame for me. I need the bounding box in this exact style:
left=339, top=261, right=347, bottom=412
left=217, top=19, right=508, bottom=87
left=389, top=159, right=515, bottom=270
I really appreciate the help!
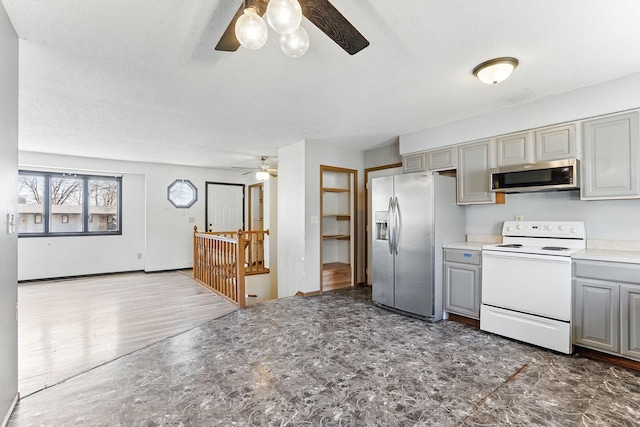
left=320, top=165, right=358, bottom=292
left=204, top=182, right=245, bottom=232
left=247, top=182, right=263, bottom=231
left=363, top=163, right=402, bottom=286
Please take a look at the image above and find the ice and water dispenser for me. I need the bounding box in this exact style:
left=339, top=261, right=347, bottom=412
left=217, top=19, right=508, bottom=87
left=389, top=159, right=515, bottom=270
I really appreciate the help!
left=375, top=211, right=389, bottom=240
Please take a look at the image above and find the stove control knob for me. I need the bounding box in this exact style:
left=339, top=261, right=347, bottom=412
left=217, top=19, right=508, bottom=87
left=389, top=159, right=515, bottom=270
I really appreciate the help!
left=517, top=224, right=523, bottom=230
left=506, top=226, right=513, bottom=232
left=547, top=225, right=554, bottom=231
left=558, top=225, right=566, bottom=231
left=571, top=226, right=578, bottom=233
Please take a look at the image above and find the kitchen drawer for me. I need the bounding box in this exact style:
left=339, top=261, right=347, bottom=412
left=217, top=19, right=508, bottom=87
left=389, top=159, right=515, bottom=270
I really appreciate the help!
left=574, top=260, right=640, bottom=285
left=444, top=249, right=480, bottom=265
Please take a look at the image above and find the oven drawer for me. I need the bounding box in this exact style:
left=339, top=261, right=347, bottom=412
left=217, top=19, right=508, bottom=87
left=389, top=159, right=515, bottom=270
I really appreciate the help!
left=481, top=305, right=572, bottom=354
left=481, top=251, right=572, bottom=321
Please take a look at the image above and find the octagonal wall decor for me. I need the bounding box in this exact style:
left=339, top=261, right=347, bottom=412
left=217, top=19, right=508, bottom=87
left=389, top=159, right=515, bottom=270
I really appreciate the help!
left=167, top=179, right=198, bottom=208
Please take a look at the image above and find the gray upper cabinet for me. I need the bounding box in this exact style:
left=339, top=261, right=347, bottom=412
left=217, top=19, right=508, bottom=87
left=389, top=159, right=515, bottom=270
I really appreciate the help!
left=402, top=152, right=426, bottom=173
left=426, top=147, right=457, bottom=171
left=457, top=140, right=496, bottom=205
left=534, top=123, right=577, bottom=162
left=496, top=132, right=532, bottom=167
left=581, top=111, right=640, bottom=200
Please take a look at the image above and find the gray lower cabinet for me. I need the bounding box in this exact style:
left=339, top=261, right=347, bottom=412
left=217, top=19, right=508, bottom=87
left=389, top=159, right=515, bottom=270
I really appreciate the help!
left=444, top=249, right=481, bottom=319
left=573, top=260, right=640, bottom=362
left=621, top=284, right=640, bottom=360
left=574, top=278, right=619, bottom=353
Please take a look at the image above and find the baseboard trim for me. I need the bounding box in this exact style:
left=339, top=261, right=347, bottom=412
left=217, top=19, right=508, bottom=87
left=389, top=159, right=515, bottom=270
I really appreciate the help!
left=2, top=392, right=19, bottom=427
left=295, top=290, right=322, bottom=297
left=447, top=313, right=480, bottom=328
left=575, top=346, right=640, bottom=372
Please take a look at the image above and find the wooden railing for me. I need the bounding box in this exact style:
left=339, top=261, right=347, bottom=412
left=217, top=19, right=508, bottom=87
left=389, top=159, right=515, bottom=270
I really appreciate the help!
left=205, top=229, right=270, bottom=276
left=193, top=227, right=246, bottom=308
left=193, top=227, right=270, bottom=307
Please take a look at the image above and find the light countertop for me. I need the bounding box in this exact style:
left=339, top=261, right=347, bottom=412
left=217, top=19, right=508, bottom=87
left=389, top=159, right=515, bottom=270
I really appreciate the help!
left=572, top=248, right=640, bottom=265
left=442, top=241, right=493, bottom=251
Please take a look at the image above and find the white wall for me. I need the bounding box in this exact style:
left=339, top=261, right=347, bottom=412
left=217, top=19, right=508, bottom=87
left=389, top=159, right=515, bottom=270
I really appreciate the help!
left=466, top=191, right=640, bottom=241
left=18, top=172, right=145, bottom=280
left=18, top=152, right=245, bottom=279
left=400, top=72, right=640, bottom=154
left=264, top=176, right=278, bottom=297
left=0, top=3, right=18, bottom=422
left=304, top=141, right=365, bottom=293
left=364, top=139, right=401, bottom=168
left=398, top=71, right=640, bottom=242
left=277, top=141, right=306, bottom=297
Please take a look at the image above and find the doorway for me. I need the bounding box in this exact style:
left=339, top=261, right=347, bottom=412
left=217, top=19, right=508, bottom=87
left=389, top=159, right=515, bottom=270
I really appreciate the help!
left=205, top=182, right=244, bottom=232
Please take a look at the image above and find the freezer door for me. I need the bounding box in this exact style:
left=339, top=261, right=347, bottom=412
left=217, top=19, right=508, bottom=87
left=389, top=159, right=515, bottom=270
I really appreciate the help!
left=372, top=175, right=394, bottom=307
left=393, top=173, right=433, bottom=317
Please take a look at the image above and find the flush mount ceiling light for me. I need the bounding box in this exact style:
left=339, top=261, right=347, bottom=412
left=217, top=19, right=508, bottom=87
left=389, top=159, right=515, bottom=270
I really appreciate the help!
left=235, top=0, right=309, bottom=57
left=473, top=57, right=519, bottom=85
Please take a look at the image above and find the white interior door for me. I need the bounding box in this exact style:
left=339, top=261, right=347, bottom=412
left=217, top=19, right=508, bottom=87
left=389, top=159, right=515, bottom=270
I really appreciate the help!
left=367, top=166, right=402, bottom=285
left=206, top=183, right=244, bottom=232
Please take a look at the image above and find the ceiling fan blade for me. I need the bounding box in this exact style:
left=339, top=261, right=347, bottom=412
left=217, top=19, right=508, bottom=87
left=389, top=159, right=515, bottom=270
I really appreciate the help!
left=300, top=0, right=369, bottom=55
left=215, top=1, right=268, bottom=52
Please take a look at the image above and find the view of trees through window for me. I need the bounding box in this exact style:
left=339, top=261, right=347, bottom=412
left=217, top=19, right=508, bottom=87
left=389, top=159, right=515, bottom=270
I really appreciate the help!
left=17, top=171, right=121, bottom=236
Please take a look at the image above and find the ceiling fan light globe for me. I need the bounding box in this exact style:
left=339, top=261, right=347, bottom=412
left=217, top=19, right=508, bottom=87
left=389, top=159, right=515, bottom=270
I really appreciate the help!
left=256, top=171, right=270, bottom=181
left=279, top=25, right=310, bottom=57
left=267, top=0, right=302, bottom=35
left=235, top=8, right=268, bottom=50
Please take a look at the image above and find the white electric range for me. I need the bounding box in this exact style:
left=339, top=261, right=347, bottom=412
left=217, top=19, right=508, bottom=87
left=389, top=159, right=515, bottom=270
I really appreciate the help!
left=480, top=221, right=586, bottom=354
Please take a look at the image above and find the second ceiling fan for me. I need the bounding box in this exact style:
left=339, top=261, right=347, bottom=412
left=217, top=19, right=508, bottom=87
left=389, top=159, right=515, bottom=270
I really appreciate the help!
left=215, top=0, right=369, bottom=56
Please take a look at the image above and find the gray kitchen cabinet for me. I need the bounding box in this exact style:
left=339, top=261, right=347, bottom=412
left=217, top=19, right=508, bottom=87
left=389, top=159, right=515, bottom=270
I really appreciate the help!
left=496, top=132, right=532, bottom=167
left=620, top=284, right=640, bottom=360
left=402, top=152, right=426, bottom=173
left=534, top=123, right=577, bottom=162
left=457, top=140, right=497, bottom=205
left=573, top=259, right=640, bottom=362
left=444, top=249, right=481, bottom=319
left=427, top=147, right=457, bottom=171
left=574, top=278, right=619, bottom=353
left=581, top=110, right=640, bottom=200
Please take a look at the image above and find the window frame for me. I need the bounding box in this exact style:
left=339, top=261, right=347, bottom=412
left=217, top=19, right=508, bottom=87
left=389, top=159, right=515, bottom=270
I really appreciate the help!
left=18, top=170, right=123, bottom=238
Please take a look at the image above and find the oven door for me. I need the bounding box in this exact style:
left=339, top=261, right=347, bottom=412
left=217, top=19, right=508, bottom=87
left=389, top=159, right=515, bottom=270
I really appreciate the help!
left=481, top=250, right=572, bottom=321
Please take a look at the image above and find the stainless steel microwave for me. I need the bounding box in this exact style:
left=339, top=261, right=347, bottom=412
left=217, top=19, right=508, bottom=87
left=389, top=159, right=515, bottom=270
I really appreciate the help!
left=489, top=159, right=579, bottom=193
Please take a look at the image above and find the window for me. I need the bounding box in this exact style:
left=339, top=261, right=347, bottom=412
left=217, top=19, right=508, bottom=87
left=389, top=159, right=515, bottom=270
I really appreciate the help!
left=167, top=179, right=197, bottom=208
left=18, top=171, right=122, bottom=237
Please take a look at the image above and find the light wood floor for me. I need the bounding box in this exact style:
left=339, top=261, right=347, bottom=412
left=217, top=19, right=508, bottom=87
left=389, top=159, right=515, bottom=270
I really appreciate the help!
left=18, top=270, right=237, bottom=397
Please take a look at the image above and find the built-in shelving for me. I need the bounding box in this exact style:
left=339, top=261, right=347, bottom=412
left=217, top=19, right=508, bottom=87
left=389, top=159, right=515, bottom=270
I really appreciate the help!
left=320, top=166, right=357, bottom=291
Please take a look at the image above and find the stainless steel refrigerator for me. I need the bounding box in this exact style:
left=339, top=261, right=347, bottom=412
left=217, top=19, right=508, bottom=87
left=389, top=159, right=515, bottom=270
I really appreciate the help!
left=372, top=172, right=465, bottom=321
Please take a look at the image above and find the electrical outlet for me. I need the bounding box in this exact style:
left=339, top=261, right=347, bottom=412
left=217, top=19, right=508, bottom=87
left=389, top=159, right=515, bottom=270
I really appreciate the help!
left=515, top=214, right=524, bottom=221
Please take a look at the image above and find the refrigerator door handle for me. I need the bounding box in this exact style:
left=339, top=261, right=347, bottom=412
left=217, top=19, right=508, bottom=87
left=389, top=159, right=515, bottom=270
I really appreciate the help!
left=387, top=197, right=394, bottom=254
left=394, top=196, right=401, bottom=254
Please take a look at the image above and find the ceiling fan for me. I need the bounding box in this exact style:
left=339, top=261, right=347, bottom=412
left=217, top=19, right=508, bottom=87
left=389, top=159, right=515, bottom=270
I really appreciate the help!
left=215, top=0, right=369, bottom=55
left=237, top=156, right=278, bottom=180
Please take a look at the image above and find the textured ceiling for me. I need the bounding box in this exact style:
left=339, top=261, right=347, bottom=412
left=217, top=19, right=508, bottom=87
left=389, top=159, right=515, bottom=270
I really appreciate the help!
left=4, top=0, right=640, bottom=169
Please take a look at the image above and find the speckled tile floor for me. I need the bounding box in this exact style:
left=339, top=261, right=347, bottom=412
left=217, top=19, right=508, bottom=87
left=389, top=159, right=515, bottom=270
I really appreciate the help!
left=8, top=286, right=640, bottom=426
